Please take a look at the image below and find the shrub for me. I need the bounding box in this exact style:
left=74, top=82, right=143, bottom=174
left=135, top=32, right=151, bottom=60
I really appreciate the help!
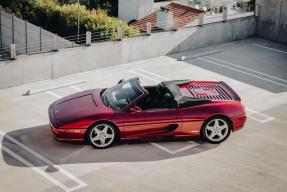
left=0, top=0, right=140, bottom=39
left=57, top=0, right=118, bottom=17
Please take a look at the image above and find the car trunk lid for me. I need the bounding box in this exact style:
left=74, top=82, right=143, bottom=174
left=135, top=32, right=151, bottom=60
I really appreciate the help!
left=179, top=81, right=241, bottom=101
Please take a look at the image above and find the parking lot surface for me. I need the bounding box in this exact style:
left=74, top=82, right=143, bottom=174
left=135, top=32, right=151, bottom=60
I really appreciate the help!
left=0, top=37, right=287, bottom=192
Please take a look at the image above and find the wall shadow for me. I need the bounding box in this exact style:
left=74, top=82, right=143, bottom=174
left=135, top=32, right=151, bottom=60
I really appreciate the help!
left=2, top=125, right=218, bottom=168
left=168, top=38, right=287, bottom=93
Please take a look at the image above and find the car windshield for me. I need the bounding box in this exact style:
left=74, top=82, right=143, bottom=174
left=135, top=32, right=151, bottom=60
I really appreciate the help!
left=103, top=79, right=144, bottom=111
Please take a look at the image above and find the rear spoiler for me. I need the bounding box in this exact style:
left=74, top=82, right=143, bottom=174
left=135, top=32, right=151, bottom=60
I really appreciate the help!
left=219, top=81, right=241, bottom=101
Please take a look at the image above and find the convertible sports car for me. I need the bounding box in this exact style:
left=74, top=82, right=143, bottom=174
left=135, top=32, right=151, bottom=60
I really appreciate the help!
left=49, top=78, right=246, bottom=149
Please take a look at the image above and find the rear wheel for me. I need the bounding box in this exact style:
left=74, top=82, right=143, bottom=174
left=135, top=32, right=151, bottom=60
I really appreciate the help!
left=202, top=117, right=231, bottom=144
left=87, top=122, right=117, bottom=149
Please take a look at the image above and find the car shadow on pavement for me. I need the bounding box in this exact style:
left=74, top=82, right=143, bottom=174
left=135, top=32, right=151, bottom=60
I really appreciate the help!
left=2, top=125, right=218, bottom=168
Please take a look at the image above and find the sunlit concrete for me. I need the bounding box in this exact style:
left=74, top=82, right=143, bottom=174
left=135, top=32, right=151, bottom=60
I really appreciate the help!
left=0, top=38, right=286, bottom=192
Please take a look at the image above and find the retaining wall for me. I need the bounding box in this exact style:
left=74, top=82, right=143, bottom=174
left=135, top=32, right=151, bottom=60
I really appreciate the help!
left=0, top=16, right=256, bottom=89
left=256, top=0, right=287, bottom=44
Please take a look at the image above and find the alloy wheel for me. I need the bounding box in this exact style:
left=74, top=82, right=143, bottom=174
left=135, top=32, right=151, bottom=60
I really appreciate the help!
left=89, top=124, right=115, bottom=148
left=205, top=119, right=229, bottom=142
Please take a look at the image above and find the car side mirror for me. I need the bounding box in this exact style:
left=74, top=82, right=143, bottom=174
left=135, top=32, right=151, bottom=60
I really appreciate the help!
left=129, top=106, right=142, bottom=115
left=118, top=79, right=125, bottom=84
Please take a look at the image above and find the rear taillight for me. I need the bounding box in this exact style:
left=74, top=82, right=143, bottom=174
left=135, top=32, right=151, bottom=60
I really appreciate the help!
left=242, top=104, right=246, bottom=112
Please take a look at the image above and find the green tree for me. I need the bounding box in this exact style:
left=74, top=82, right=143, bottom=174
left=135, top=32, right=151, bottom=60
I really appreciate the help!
left=57, top=0, right=118, bottom=16
left=0, top=0, right=140, bottom=39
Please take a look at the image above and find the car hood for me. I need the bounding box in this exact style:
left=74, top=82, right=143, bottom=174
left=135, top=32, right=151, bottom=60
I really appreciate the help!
left=51, top=89, right=106, bottom=127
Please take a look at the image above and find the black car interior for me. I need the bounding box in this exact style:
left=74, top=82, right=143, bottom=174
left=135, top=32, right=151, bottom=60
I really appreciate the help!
left=136, top=80, right=211, bottom=111
left=136, top=85, right=177, bottom=110
left=162, top=80, right=211, bottom=108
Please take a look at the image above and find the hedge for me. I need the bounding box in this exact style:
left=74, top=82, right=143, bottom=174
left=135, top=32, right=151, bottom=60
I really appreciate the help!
left=0, top=0, right=141, bottom=39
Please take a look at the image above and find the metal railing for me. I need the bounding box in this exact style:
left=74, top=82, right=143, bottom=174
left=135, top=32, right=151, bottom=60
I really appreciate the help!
left=0, top=5, right=258, bottom=62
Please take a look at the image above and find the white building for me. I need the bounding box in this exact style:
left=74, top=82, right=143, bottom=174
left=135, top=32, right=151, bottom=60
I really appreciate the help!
left=176, top=0, right=237, bottom=9
left=208, top=0, right=237, bottom=8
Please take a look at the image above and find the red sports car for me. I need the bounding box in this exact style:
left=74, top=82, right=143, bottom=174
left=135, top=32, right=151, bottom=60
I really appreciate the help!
left=49, top=78, right=246, bottom=149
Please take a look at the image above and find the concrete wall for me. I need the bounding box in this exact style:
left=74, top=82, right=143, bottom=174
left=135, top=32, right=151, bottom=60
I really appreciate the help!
left=0, top=10, right=72, bottom=54
left=256, top=0, right=287, bottom=44
left=0, top=16, right=256, bottom=89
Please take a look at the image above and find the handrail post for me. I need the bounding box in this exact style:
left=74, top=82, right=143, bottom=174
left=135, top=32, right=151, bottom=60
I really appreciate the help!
left=86, top=31, right=91, bottom=45
left=10, top=44, right=16, bottom=60
left=199, top=13, right=204, bottom=26
left=255, top=4, right=260, bottom=17
left=53, top=36, right=59, bottom=51
left=117, top=27, right=122, bottom=40
left=173, top=18, right=178, bottom=31
left=146, top=22, right=151, bottom=35
left=223, top=7, right=228, bottom=22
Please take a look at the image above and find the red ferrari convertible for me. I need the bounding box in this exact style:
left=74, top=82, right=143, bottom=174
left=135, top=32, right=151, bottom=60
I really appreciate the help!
left=49, top=78, right=246, bottom=148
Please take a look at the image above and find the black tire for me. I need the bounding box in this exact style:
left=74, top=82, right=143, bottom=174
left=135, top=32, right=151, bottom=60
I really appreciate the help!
left=86, top=122, right=118, bottom=149
left=201, top=116, right=231, bottom=144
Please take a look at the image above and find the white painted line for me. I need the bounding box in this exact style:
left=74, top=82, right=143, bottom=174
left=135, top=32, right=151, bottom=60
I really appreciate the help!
left=246, top=108, right=275, bottom=123
left=137, top=68, right=170, bottom=81
left=46, top=91, right=62, bottom=99
left=129, top=70, right=161, bottom=83
left=25, top=80, right=87, bottom=95
left=179, top=50, right=221, bottom=61
left=70, top=85, right=83, bottom=92
left=199, top=57, right=287, bottom=88
left=247, top=115, right=275, bottom=124
left=253, top=43, right=287, bottom=54
left=207, top=56, right=287, bottom=83
left=0, top=144, right=71, bottom=192
left=0, top=130, right=87, bottom=192
left=151, top=141, right=200, bottom=155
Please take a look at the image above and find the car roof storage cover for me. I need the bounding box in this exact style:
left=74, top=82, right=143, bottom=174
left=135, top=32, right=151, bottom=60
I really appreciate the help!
left=161, top=80, right=211, bottom=108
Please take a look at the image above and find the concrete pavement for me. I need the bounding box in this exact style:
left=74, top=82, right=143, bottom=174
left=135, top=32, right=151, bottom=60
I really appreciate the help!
left=0, top=37, right=286, bottom=192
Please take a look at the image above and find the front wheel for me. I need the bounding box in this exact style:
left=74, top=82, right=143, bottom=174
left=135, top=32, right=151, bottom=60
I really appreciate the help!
left=87, top=122, right=117, bottom=149
left=202, top=117, right=231, bottom=144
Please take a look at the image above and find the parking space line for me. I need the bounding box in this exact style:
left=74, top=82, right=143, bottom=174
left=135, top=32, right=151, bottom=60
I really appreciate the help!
left=246, top=108, right=275, bottom=123
left=46, top=91, right=62, bottom=99
left=137, top=68, right=170, bottom=81
left=25, top=80, right=87, bottom=95
left=151, top=141, right=200, bottom=155
left=70, top=85, right=83, bottom=92
left=179, top=50, right=222, bottom=61
left=0, top=144, right=71, bottom=192
left=130, top=68, right=275, bottom=124
left=253, top=43, right=287, bottom=54
left=129, top=70, right=161, bottom=83
left=206, top=56, right=287, bottom=83
left=0, top=130, right=87, bottom=192
left=198, top=57, right=287, bottom=88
